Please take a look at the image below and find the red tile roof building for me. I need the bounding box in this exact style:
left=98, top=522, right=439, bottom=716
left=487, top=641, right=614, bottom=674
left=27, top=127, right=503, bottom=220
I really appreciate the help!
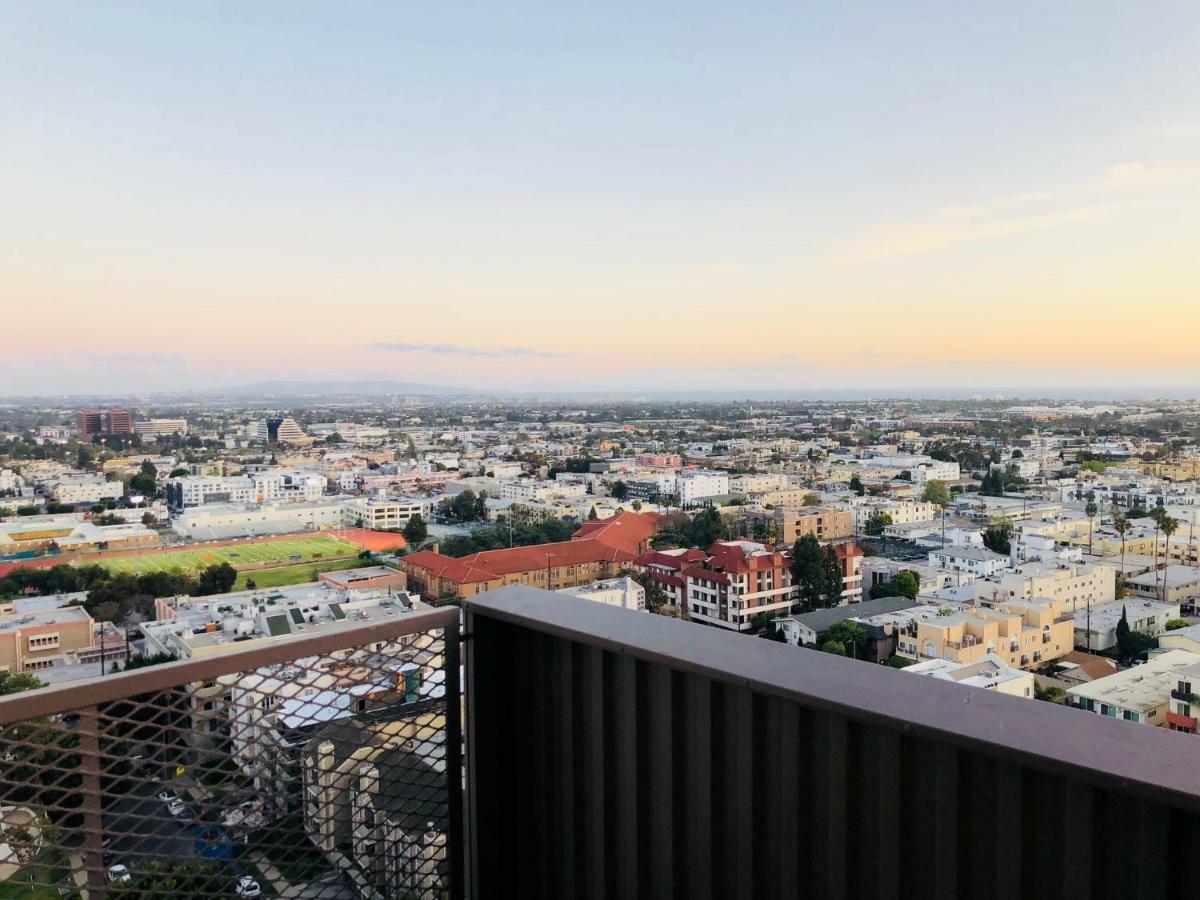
left=399, top=538, right=637, bottom=601
left=571, top=510, right=661, bottom=555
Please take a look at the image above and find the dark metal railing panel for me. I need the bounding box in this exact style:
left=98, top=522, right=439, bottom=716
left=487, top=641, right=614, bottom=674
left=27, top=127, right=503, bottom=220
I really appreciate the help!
left=466, top=586, right=1200, bottom=900
left=0, top=609, right=462, bottom=899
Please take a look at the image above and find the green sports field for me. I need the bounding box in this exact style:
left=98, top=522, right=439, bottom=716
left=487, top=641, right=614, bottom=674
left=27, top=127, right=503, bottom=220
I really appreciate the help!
left=87, top=535, right=361, bottom=576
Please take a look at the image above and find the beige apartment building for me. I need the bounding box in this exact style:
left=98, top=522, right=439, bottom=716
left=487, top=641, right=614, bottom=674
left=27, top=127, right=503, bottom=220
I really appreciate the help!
left=770, top=506, right=853, bottom=545
left=899, top=599, right=1074, bottom=671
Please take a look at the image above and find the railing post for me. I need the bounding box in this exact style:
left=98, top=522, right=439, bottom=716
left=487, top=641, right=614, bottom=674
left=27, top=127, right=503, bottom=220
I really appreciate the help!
left=78, top=704, right=104, bottom=897
left=443, top=615, right=465, bottom=900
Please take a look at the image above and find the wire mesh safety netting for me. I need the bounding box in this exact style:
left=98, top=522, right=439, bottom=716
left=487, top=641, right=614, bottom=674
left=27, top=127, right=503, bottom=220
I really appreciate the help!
left=0, top=612, right=461, bottom=899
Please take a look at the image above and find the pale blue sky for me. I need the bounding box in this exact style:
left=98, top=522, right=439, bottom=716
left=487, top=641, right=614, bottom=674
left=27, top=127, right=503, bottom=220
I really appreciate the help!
left=2, top=2, right=1199, bottom=394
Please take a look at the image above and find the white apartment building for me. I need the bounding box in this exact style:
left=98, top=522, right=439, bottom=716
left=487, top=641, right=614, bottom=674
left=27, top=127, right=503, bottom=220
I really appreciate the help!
left=166, top=475, right=256, bottom=511
left=0, top=469, right=26, bottom=495
left=927, top=547, right=1011, bottom=578
left=133, top=418, right=188, bottom=437
left=498, top=479, right=588, bottom=503
left=251, top=471, right=327, bottom=504
left=967, top=561, right=1116, bottom=611
left=342, top=496, right=430, bottom=531
left=557, top=576, right=646, bottom=612
left=904, top=653, right=1035, bottom=698
left=1071, top=598, right=1180, bottom=652
left=1068, top=649, right=1200, bottom=726
left=48, top=475, right=124, bottom=504
left=863, top=499, right=938, bottom=526
left=676, top=471, right=731, bottom=505
left=729, top=473, right=790, bottom=494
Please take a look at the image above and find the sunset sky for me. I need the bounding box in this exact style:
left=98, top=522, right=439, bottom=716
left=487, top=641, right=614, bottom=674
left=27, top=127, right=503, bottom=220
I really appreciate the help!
left=2, top=2, right=1199, bottom=396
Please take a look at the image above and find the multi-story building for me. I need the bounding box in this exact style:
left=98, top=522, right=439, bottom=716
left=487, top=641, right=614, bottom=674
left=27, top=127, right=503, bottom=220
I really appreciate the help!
left=834, top=543, right=864, bottom=603
left=0, top=602, right=126, bottom=676
left=251, top=417, right=307, bottom=445
left=47, top=474, right=124, bottom=505
left=728, top=473, right=790, bottom=494
left=77, top=409, right=102, bottom=438
left=675, top=471, right=731, bottom=505
left=960, top=561, right=1116, bottom=612
left=683, top=541, right=796, bottom=631
left=633, top=547, right=710, bottom=608
left=498, top=479, right=588, bottom=503
left=105, top=408, right=133, bottom=435
left=76, top=408, right=134, bottom=437
left=133, top=418, right=189, bottom=437
left=343, top=496, right=430, bottom=531
left=170, top=499, right=347, bottom=540
left=771, top=506, right=853, bottom=545
left=1070, top=598, right=1179, bottom=652
left=904, top=653, right=1035, bottom=698
left=1166, top=664, right=1200, bottom=733
left=927, top=546, right=1011, bottom=579
left=166, top=475, right=256, bottom=511
left=1127, top=566, right=1200, bottom=612
left=250, top=471, right=327, bottom=504
left=1068, top=649, right=1200, bottom=726
left=557, top=576, right=646, bottom=612
left=904, top=598, right=1074, bottom=670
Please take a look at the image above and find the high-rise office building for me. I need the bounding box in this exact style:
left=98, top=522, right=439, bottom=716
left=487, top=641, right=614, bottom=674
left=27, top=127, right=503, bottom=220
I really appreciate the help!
left=77, top=409, right=103, bottom=437
left=105, top=408, right=134, bottom=435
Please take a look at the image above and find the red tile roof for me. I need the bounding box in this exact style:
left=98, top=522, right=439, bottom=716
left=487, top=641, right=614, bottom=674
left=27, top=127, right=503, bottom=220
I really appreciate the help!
left=571, top=511, right=660, bottom=553
left=402, top=539, right=635, bottom=585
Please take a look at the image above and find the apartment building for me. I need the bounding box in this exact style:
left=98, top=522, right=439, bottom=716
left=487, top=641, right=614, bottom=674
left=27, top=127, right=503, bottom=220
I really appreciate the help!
left=728, top=472, right=790, bottom=494
left=633, top=547, right=709, bottom=608
left=166, top=475, right=256, bottom=511
left=683, top=541, right=796, bottom=631
left=557, top=576, right=646, bottom=612
left=904, top=598, right=1074, bottom=670
left=676, top=471, right=730, bottom=505
left=1127, top=566, right=1200, bottom=611
left=133, top=418, right=188, bottom=437
left=904, top=653, right=1035, bottom=698
left=0, top=603, right=126, bottom=676
left=862, top=498, right=938, bottom=526
left=834, top=543, right=864, bottom=604
left=775, top=595, right=918, bottom=650
left=771, top=506, right=853, bottom=545
left=499, top=479, right=588, bottom=503
left=47, top=475, right=124, bottom=504
left=250, top=471, right=327, bottom=504
left=964, top=561, right=1116, bottom=611
left=1071, top=598, right=1179, bottom=652
left=343, top=496, right=430, bottom=531
left=927, top=546, right=1011, bottom=578
left=1166, top=664, right=1200, bottom=733
left=861, top=557, right=964, bottom=595
left=1068, top=649, right=1200, bottom=726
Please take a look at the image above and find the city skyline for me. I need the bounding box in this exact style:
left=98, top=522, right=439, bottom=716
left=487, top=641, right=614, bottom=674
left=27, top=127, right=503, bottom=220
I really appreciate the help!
left=3, top=2, right=1199, bottom=395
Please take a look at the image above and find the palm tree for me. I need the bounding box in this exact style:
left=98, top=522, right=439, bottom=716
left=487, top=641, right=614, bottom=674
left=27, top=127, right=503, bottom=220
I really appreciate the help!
left=1085, top=499, right=1098, bottom=555
left=1150, top=506, right=1167, bottom=602
left=1160, top=515, right=1179, bottom=604
left=1112, top=506, right=1129, bottom=600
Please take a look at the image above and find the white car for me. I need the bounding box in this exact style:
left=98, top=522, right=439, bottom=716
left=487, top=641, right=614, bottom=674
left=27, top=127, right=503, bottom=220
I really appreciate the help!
left=157, top=789, right=178, bottom=804
left=106, top=864, right=131, bottom=884
left=167, top=798, right=191, bottom=818
left=235, top=875, right=262, bottom=897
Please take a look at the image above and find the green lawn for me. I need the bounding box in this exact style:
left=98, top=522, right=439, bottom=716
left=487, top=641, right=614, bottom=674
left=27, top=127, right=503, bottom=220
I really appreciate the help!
left=85, top=535, right=360, bottom=576
left=233, top=557, right=368, bottom=590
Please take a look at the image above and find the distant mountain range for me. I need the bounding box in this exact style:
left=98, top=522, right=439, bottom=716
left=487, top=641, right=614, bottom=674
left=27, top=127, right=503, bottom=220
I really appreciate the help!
left=211, top=380, right=485, bottom=397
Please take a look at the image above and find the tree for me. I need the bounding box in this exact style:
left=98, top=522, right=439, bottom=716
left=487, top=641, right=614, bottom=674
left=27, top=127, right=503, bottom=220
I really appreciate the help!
left=403, top=512, right=428, bottom=545
left=864, top=511, right=893, bottom=537
left=1166, top=618, right=1190, bottom=631
left=588, top=505, right=599, bottom=521
left=821, top=545, right=844, bottom=607
left=631, top=499, right=643, bottom=511
left=819, top=639, right=847, bottom=656
left=1160, top=514, right=1179, bottom=602
left=128, top=459, right=157, bottom=496
left=629, top=571, right=667, bottom=612
left=848, top=474, right=865, bottom=496
left=825, top=621, right=868, bottom=659
left=983, top=522, right=1012, bottom=555
left=921, top=480, right=949, bottom=507
left=791, top=534, right=825, bottom=612
left=869, top=569, right=920, bottom=600
left=169, top=467, right=189, bottom=478
left=244, top=577, right=257, bottom=590
left=802, top=493, right=821, bottom=506
left=0, top=671, right=41, bottom=695
left=141, top=511, right=158, bottom=527
left=1085, top=500, right=1098, bottom=554
left=1112, top=506, right=1129, bottom=598
left=610, top=480, right=629, bottom=501
left=108, top=859, right=237, bottom=897
left=196, top=562, right=237, bottom=596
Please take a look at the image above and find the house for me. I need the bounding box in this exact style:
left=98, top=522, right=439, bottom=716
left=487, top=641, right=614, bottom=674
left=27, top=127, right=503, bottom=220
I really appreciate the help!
left=1068, top=649, right=1200, bottom=726
left=775, top=596, right=918, bottom=651
left=904, top=653, right=1035, bottom=698
left=1070, top=598, right=1179, bottom=652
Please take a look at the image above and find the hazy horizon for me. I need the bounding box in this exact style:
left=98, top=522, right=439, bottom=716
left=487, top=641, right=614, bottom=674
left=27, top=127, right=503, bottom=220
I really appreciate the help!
left=3, top=2, right=1199, bottom=395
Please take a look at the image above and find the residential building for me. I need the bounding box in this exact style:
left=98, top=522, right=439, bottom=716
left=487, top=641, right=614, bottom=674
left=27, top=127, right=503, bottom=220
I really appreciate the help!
left=46, top=475, right=123, bottom=505
left=905, top=598, right=1074, bottom=670
left=633, top=547, right=709, bottom=608
left=133, top=418, right=189, bottom=437
left=684, top=541, right=796, bottom=631
left=570, top=510, right=660, bottom=555
left=771, top=506, right=853, bottom=545
left=675, top=471, right=730, bottom=505
left=1159, top=623, right=1200, bottom=655
left=1166, top=664, right=1200, bottom=734
left=343, top=496, right=430, bottom=531
left=904, top=653, right=1035, bottom=698
left=834, top=543, right=864, bottom=603
left=166, top=475, right=256, bottom=511
left=0, top=602, right=126, bottom=676
left=1067, top=649, right=1200, bottom=726
left=557, top=576, right=646, bottom=612
left=775, top=595, right=918, bottom=650
left=1127, top=565, right=1200, bottom=612
left=927, top=546, right=1011, bottom=578
left=1071, top=598, right=1180, bottom=652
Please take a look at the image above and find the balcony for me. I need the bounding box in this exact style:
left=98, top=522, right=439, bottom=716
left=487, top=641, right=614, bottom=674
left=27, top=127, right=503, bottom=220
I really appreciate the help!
left=2, top=585, right=1200, bottom=899
left=1171, top=689, right=1198, bottom=704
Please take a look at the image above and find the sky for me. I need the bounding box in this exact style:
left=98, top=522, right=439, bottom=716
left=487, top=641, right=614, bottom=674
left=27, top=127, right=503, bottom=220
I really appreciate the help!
left=2, top=1, right=1199, bottom=397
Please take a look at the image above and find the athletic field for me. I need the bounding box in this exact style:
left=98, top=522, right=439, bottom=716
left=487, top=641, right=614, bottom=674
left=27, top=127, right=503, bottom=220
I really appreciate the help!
left=91, top=535, right=360, bottom=576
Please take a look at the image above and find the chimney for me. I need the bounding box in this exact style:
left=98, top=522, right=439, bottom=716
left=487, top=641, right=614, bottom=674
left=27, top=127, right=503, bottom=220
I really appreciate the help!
left=431, top=542, right=440, bottom=554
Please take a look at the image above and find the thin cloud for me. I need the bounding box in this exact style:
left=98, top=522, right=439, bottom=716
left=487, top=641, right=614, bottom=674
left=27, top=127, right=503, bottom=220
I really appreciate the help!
left=834, top=158, right=1200, bottom=264
left=1162, top=122, right=1200, bottom=138
left=370, top=341, right=564, bottom=358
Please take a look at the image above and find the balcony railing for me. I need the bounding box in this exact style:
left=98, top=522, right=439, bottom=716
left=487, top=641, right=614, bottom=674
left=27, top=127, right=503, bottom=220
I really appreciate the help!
left=0, top=604, right=461, bottom=900
left=466, top=585, right=1200, bottom=900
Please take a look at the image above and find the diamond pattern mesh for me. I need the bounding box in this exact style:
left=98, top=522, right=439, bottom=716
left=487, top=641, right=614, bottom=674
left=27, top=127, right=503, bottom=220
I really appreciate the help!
left=0, top=621, right=458, bottom=899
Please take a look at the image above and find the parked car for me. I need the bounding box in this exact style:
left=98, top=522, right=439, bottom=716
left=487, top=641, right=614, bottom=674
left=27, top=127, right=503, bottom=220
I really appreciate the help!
left=167, top=798, right=195, bottom=820
left=157, top=789, right=179, bottom=804
left=235, top=875, right=263, bottom=898
left=106, top=864, right=131, bottom=884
